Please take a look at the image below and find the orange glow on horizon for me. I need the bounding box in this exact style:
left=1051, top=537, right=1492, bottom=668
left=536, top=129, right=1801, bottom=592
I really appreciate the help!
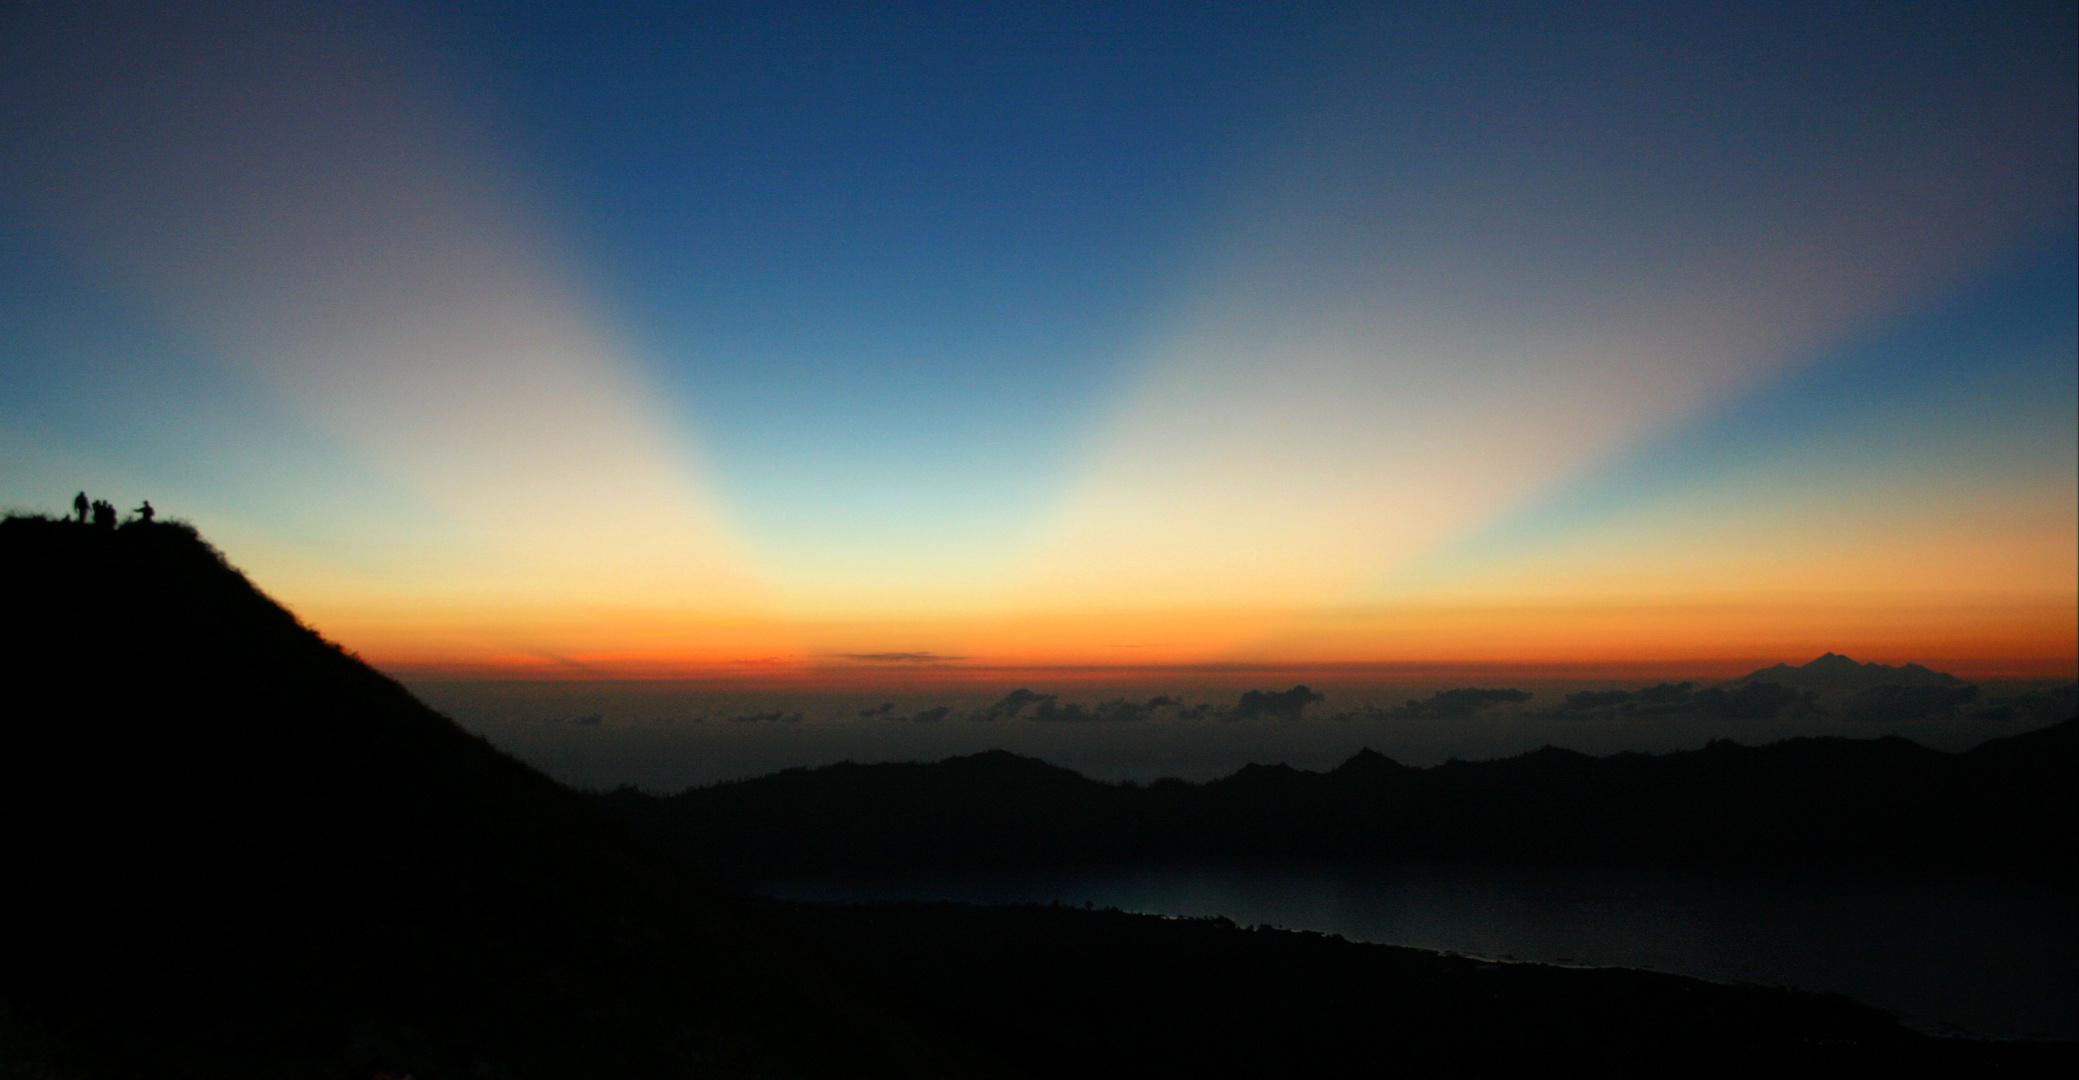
left=349, top=595, right=2078, bottom=685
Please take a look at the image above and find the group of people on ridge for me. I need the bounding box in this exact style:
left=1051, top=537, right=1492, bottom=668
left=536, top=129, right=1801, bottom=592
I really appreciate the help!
left=71, top=491, right=152, bottom=530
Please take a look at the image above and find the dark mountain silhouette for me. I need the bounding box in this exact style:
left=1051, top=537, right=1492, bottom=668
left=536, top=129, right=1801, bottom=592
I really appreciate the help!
left=1731, top=652, right=1966, bottom=694
left=0, top=515, right=969, bottom=1079
left=604, top=722, right=2077, bottom=883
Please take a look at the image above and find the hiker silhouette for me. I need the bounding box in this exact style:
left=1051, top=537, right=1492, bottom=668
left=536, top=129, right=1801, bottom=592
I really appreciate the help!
left=90, top=500, right=116, bottom=531
left=73, top=491, right=89, bottom=523
left=134, top=501, right=154, bottom=523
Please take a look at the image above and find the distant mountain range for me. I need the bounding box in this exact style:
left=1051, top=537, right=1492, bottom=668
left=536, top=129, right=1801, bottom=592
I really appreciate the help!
left=604, top=721, right=2077, bottom=882
left=1536, top=653, right=2069, bottom=724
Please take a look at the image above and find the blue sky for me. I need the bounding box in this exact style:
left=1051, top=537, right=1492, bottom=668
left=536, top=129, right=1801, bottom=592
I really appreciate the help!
left=407, top=1, right=1309, bottom=554
left=0, top=1, right=2071, bottom=670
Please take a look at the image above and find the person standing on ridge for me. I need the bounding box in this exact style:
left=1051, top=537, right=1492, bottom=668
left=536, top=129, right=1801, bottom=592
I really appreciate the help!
left=73, top=491, right=88, bottom=523
left=134, top=501, right=154, bottom=523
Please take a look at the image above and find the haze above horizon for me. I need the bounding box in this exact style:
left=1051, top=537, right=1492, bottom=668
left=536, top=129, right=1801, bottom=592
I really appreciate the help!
left=3, top=1, right=2073, bottom=679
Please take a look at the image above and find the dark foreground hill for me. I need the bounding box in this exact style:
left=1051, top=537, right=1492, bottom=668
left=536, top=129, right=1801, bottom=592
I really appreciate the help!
left=0, top=515, right=967, bottom=1079
left=776, top=901, right=2072, bottom=1078
left=603, top=721, right=2077, bottom=883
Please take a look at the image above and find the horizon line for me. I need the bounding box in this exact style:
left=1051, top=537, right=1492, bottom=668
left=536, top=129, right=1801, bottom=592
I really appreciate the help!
left=383, top=655, right=2079, bottom=686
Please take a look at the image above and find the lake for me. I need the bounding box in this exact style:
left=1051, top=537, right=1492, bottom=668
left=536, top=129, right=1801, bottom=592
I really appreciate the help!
left=765, top=863, right=2077, bottom=1040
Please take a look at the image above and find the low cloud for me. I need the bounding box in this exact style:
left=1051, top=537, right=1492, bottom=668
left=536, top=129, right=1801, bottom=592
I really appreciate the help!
left=974, top=688, right=1056, bottom=721
left=1384, top=688, right=1531, bottom=720
left=1028, top=697, right=1159, bottom=723
left=1971, top=683, right=2077, bottom=723
left=839, top=652, right=965, bottom=664
left=1841, top=684, right=1978, bottom=724
left=968, top=689, right=1201, bottom=723
left=1231, top=685, right=1325, bottom=720
left=1690, top=683, right=1816, bottom=722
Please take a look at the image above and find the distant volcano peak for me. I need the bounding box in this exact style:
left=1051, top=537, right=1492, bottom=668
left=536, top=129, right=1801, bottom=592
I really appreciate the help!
left=1732, top=653, right=1965, bottom=694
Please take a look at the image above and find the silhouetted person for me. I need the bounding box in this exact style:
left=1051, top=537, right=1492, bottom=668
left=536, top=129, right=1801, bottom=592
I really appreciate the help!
left=73, top=491, right=89, bottom=523
left=135, top=500, right=154, bottom=523
left=91, top=500, right=115, bottom=531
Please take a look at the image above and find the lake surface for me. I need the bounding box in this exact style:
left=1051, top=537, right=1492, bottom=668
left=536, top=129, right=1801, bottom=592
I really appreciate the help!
left=765, top=863, right=2077, bottom=1040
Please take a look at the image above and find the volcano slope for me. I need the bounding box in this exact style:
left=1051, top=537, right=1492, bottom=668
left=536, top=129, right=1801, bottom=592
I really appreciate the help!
left=0, top=514, right=971, bottom=1079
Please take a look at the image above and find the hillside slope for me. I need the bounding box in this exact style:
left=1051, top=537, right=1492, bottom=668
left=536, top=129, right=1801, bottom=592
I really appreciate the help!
left=779, top=901, right=2072, bottom=1077
left=0, top=515, right=973, bottom=1079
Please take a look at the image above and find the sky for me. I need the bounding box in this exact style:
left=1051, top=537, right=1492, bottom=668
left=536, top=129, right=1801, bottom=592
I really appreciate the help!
left=2, top=0, right=2073, bottom=679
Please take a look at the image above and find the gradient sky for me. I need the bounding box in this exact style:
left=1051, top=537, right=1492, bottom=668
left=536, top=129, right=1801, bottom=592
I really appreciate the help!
left=2, top=1, right=2073, bottom=676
